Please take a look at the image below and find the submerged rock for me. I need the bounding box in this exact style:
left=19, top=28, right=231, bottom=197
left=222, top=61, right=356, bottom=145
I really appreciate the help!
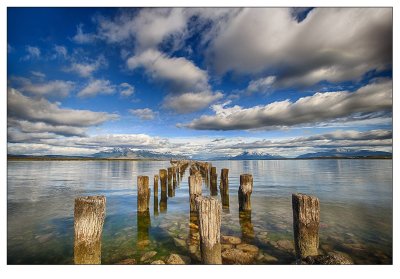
left=151, top=260, right=165, bottom=264
left=275, top=239, right=294, bottom=251
left=173, top=237, right=186, bottom=248
left=166, top=254, right=191, bottom=264
left=236, top=243, right=259, bottom=254
left=140, top=251, right=157, bottom=262
left=304, top=252, right=353, bottom=265
left=222, top=248, right=257, bottom=264
left=117, top=258, right=137, bottom=264
left=221, top=235, right=242, bottom=245
left=221, top=244, right=234, bottom=251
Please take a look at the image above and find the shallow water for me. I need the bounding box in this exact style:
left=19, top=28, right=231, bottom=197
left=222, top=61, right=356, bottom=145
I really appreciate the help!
left=7, top=159, right=392, bottom=264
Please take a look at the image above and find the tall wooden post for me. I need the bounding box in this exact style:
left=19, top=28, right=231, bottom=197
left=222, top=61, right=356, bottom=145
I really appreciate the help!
left=238, top=174, right=253, bottom=211
left=210, top=167, right=218, bottom=196
left=74, top=196, right=106, bottom=264
left=173, top=167, right=177, bottom=188
left=292, top=193, right=320, bottom=259
left=138, top=176, right=150, bottom=212
left=167, top=167, right=173, bottom=197
left=154, top=175, right=159, bottom=198
left=220, top=168, right=229, bottom=208
left=189, top=174, right=202, bottom=212
left=159, top=169, right=167, bottom=194
left=153, top=175, right=159, bottom=216
left=196, top=196, right=222, bottom=264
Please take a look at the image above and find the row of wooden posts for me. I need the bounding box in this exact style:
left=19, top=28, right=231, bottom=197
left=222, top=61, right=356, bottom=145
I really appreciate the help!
left=73, top=160, right=320, bottom=264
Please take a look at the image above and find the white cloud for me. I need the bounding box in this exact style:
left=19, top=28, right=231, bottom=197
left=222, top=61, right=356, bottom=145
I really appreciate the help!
left=181, top=79, right=392, bottom=130
left=127, top=49, right=209, bottom=93
left=129, top=108, right=156, bottom=120
left=8, top=88, right=118, bottom=127
left=30, top=71, right=46, bottom=79
left=206, top=8, right=392, bottom=86
left=52, top=45, right=68, bottom=59
left=247, top=76, right=276, bottom=93
left=119, top=82, right=135, bottom=97
left=97, top=8, right=188, bottom=51
left=72, top=24, right=97, bottom=44
left=14, top=77, right=74, bottom=98
left=162, top=91, right=223, bottom=114
left=77, top=79, right=116, bottom=98
left=21, top=46, right=41, bottom=60
left=67, top=56, right=107, bottom=77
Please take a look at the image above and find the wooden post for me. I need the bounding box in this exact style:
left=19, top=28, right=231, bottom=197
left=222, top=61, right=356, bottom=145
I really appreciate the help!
left=220, top=168, right=229, bottom=195
left=167, top=167, right=173, bottom=197
left=220, top=168, right=229, bottom=208
left=159, top=169, right=167, bottom=213
left=154, top=175, right=159, bottom=198
left=138, top=176, right=150, bottom=212
left=196, top=196, right=222, bottom=264
left=189, top=174, right=202, bottom=212
left=210, top=174, right=218, bottom=196
left=153, top=175, right=159, bottom=216
left=292, top=193, right=320, bottom=259
left=238, top=174, right=253, bottom=211
left=159, top=169, right=167, bottom=194
left=74, top=196, right=106, bottom=264
left=173, top=167, right=177, bottom=188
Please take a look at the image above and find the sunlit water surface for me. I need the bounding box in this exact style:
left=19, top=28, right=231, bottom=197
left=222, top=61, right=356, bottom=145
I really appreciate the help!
left=7, top=159, right=392, bottom=264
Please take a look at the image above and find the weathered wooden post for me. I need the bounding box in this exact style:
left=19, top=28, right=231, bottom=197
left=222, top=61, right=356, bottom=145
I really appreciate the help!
left=154, top=175, right=159, bottom=198
left=173, top=167, right=177, bottom=188
left=210, top=167, right=218, bottom=196
left=138, top=176, right=150, bottom=212
left=189, top=174, right=202, bottom=212
left=159, top=169, right=167, bottom=194
left=196, top=196, right=222, bottom=264
left=159, top=169, right=167, bottom=213
left=74, top=195, right=106, bottom=264
left=154, top=175, right=159, bottom=216
left=238, top=174, right=253, bottom=211
left=220, top=168, right=229, bottom=208
left=167, top=167, right=173, bottom=197
left=292, top=193, right=320, bottom=260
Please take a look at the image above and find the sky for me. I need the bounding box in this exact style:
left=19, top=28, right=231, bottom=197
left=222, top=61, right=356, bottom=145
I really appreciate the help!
left=7, top=7, right=393, bottom=158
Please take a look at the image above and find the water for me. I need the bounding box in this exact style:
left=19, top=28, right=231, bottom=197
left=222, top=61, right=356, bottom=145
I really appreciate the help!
left=7, top=159, right=392, bottom=264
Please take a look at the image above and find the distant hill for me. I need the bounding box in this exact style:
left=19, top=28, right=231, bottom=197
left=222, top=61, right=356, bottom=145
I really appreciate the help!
left=211, top=151, right=285, bottom=160
left=297, top=149, right=392, bottom=159
left=91, top=147, right=188, bottom=160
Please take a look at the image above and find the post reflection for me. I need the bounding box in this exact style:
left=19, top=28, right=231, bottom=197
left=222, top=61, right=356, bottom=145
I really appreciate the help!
left=137, top=210, right=151, bottom=249
left=239, top=210, right=254, bottom=242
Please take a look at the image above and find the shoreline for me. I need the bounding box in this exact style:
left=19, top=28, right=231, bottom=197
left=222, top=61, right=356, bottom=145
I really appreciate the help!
left=7, top=157, right=392, bottom=161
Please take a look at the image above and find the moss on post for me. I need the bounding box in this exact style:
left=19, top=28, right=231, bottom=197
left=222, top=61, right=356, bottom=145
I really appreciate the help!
left=74, top=195, right=106, bottom=264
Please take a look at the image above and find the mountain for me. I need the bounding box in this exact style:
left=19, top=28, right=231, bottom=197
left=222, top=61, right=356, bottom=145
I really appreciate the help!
left=211, top=151, right=285, bottom=160
left=91, top=147, right=188, bottom=160
left=297, top=149, right=392, bottom=159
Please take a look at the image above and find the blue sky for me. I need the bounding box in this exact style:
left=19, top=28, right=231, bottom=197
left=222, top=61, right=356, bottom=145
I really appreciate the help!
left=7, top=7, right=392, bottom=158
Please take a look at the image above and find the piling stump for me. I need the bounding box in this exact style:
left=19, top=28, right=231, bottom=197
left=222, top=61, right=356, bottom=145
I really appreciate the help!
left=189, top=174, right=202, bottom=212
left=196, top=196, right=222, bottom=264
left=74, top=195, right=106, bottom=264
left=238, top=174, right=253, bottom=211
left=154, top=175, right=159, bottom=198
left=292, top=193, right=320, bottom=259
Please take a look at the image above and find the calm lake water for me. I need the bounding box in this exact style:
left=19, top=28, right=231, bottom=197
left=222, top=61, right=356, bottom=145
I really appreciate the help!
left=7, top=159, right=392, bottom=264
